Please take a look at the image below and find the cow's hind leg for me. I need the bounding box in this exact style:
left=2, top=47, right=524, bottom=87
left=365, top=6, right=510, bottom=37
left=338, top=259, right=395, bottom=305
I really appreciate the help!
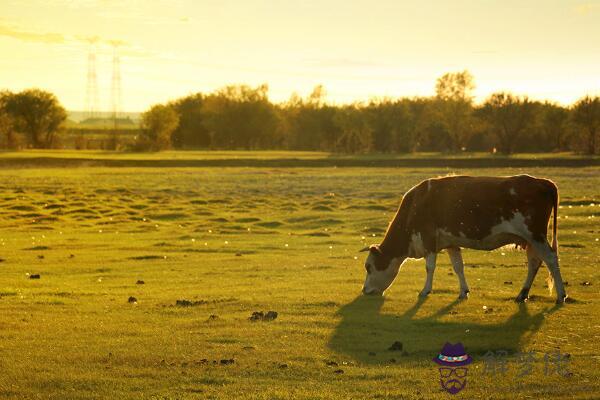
left=515, top=245, right=542, bottom=303
left=419, top=252, right=437, bottom=297
left=447, top=247, right=470, bottom=299
left=530, top=241, right=567, bottom=304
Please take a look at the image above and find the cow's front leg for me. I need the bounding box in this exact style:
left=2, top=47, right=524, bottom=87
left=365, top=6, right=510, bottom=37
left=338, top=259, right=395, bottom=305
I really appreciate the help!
left=419, top=252, right=437, bottom=297
left=447, top=247, right=470, bottom=299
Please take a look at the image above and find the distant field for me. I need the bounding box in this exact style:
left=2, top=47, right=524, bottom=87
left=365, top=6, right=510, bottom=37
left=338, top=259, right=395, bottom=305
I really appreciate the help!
left=0, top=150, right=331, bottom=160
left=1, top=149, right=598, bottom=160
left=0, top=150, right=598, bottom=169
left=0, top=152, right=598, bottom=399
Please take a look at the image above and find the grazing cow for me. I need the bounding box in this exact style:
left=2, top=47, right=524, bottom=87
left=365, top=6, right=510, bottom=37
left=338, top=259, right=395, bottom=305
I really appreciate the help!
left=361, top=175, right=567, bottom=304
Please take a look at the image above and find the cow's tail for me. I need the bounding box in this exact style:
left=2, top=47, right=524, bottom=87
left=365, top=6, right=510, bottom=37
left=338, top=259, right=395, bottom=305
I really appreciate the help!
left=547, top=180, right=559, bottom=296
left=550, top=181, right=559, bottom=253
left=546, top=273, right=555, bottom=296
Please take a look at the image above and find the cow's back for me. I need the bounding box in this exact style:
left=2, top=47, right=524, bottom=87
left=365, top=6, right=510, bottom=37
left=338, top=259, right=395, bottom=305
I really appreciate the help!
left=409, top=175, right=556, bottom=247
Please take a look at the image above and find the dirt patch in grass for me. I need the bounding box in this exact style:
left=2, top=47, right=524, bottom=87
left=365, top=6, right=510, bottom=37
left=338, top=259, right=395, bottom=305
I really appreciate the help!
left=9, top=205, right=38, bottom=212
left=255, top=221, right=283, bottom=228
left=147, top=213, right=189, bottom=220
left=23, top=246, right=50, bottom=251
left=312, top=205, right=333, bottom=211
left=235, top=217, right=261, bottom=223
left=128, top=255, right=166, bottom=260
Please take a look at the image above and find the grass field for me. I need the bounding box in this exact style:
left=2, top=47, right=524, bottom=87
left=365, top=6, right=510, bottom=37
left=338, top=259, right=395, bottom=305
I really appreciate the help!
left=0, top=152, right=598, bottom=399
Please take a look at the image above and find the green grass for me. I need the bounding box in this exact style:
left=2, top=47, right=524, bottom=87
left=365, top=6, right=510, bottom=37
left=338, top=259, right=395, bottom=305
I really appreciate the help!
left=0, top=153, right=598, bottom=399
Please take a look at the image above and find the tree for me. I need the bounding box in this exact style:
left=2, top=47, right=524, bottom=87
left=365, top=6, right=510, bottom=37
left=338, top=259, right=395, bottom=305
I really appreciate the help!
left=307, top=84, right=326, bottom=107
left=201, top=84, right=281, bottom=149
left=281, top=85, right=340, bottom=151
left=3, top=89, right=66, bottom=148
left=539, top=102, right=569, bottom=152
left=0, top=91, right=16, bottom=148
left=435, top=70, right=475, bottom=101
left=0, top=112, right=14, bottom=148
left=478, top=92, right=534, bottom=154
left=434, top=71, right=476, bottom=151
left=333, top=105, right=373, bottom=153
left=170, top=93, right=210, bottom=148
left=366, top=98, right=415, bottom=153
left=139, top=104, right=179, bottom=151
left=571, top=96, right=600, bottom=154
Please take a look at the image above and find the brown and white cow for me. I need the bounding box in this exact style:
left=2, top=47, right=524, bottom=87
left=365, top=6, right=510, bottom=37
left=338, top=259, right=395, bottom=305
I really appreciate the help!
left=361, top=175, right=567, bottom=304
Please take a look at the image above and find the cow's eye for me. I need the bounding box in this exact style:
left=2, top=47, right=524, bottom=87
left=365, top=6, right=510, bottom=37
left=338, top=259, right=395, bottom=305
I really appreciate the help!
left=365, top=264, right=372, bottom=274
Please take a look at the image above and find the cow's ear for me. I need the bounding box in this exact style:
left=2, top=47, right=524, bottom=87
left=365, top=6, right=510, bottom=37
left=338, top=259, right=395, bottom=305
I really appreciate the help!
left=359, top=244, right=380, bottom=253
left=369, top=244, right=381, bottom=253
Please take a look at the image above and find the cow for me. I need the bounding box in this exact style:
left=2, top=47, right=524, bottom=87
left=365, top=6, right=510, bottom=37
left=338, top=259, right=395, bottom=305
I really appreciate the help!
left=360, top=175, right=567, bottom=304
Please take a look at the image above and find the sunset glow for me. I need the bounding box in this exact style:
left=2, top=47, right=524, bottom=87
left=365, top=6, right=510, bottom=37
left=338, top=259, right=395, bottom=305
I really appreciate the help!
left=1, top=0, right=599, bottom=111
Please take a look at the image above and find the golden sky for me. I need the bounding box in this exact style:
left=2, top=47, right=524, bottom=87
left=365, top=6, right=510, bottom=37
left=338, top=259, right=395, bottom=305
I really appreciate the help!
left=1, top=0, right=599, bottom=112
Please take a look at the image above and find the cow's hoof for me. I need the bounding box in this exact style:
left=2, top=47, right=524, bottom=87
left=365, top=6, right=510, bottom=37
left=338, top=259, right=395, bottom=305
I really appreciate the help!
left=515, top=289, right=530, bottom=303
left=458, top=290, right=470, bottom=300
left=515, top=295, right=529, bottom=303
left=555, top=293, right=568, bottom=304
left=418, top=290, right=431, bottom=298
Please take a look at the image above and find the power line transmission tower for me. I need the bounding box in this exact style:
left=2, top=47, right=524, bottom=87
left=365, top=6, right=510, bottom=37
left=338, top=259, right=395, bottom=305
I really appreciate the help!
left=85, top=40, right=99, bottom=119
left=111, top=43, right=122, bottom=125
left=109, top=42, right=123, bottom=150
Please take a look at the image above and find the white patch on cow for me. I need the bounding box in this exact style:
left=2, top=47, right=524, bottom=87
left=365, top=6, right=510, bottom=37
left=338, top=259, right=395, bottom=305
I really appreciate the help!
left=509, top=187, right=517, bottom=196
left=408, top=232, right=426, bottom=258
left=435, top=212, right=532, bottom=252
left=490, top=212, right=532, bottom=238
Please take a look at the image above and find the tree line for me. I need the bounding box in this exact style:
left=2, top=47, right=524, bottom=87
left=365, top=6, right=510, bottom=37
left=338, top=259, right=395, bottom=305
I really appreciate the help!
left=2, top=72, right=599, bottom=154
left=0, top=89, right=67, bottom=149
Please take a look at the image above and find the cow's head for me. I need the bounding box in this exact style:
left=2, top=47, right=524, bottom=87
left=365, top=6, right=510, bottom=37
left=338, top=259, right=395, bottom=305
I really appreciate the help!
left=360, top=244, right=405, bottom=295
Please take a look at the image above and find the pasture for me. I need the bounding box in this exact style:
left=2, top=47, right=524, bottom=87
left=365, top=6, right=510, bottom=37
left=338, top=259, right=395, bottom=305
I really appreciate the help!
left=0, top=152, right=598, bottom=399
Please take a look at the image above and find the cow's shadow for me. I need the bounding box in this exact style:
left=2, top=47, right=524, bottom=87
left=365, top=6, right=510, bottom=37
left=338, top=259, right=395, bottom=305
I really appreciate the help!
left=328, top=295, right=559, bottom=364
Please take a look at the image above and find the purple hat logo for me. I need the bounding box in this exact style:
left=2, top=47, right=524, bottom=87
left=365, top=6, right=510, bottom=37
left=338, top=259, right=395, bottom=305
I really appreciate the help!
left=433, top=342, right=472, bottom=395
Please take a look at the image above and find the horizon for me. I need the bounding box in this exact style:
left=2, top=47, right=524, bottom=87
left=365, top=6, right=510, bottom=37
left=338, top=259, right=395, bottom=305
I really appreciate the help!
left=2, top=0, right=600, bottom=112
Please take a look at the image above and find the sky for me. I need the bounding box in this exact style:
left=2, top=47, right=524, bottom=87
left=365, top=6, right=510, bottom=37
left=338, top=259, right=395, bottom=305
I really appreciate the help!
left=1, top=0, right=599, bottom=112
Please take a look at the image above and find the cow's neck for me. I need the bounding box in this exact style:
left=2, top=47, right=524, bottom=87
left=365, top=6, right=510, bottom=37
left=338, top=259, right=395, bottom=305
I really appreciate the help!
left=379, top=215, right=409, bottom=259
